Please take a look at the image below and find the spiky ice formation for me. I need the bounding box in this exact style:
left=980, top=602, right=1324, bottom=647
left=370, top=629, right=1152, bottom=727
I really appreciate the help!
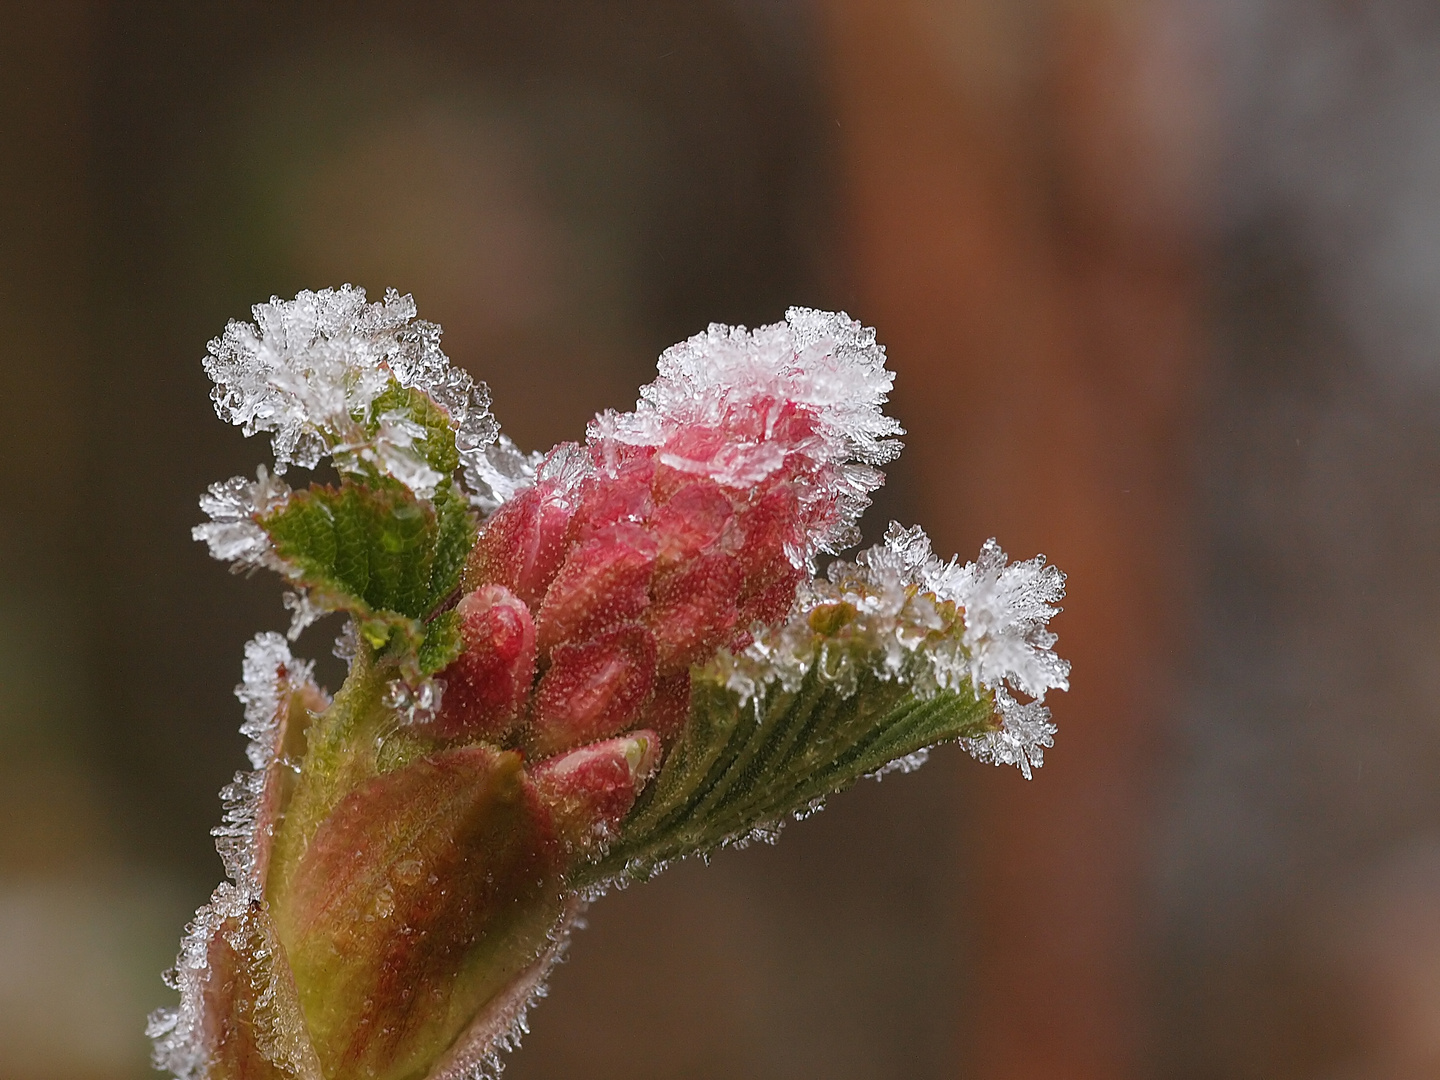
left=707, top=523, right=1067, bottom=779
left=203, top=285, right=498, bottom=498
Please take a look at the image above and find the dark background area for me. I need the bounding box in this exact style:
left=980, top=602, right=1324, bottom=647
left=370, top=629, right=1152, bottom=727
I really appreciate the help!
left=5, top=3, right=1440, bottom=1079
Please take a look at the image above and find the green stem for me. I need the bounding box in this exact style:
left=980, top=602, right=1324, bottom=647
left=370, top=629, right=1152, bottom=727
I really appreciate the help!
left=266, top=646, right=393, bottom=908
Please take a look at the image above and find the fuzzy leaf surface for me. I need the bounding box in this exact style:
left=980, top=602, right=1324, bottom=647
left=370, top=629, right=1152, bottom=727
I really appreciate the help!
left=260, top=478, right=472, bottom=621
left=572, top=669, right=996, bottom=889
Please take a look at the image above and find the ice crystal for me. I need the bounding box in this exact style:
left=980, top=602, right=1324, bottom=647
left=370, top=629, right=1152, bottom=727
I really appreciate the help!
left=465, top=434, right=544, bottom=514
left=963, top=689, right=1056, bottom=780
left=192, top=467, right=292, bottom=571
left=153, top=635, right=329, bottom=1078
left=214, top=633, right=322, bottom=888
left=282, top=589, right=323, bottom=641
left=384, top=675, right=445, bottom=726
left=203, top=285, right=499, bottom=497
left=148, top=882, right=252, bottom=1080
left=922, top=535, right=1070, bottom=702
left=706, top=522, right=1066, bottom=775
left=589, top=307, right=903, bottom=564
left=332, top=619, right=359, bottom=665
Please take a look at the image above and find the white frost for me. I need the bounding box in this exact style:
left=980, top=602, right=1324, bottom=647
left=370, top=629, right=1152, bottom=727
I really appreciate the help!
left=153, top=634, right=328, bottom=1079
left=203, top=285, right=499, bottom=499
left=962, top=689, right=1056, bottom=781
left=590, top=307, right=903, bottom=559
left=191, top=467, right=292, bottom=571
left=710, top=522, right=1066, bottom=776
left=147, top=882, right=253, bottom=1080
left=465, top=435, right=544, bottom=514
left=213, top=633, right=322, bottom=890
left=921, top=534, right=1070, bottom=702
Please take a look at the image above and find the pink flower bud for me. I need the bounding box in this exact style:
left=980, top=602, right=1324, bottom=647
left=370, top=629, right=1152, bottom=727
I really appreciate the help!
left=646, top=551, right=742, bottom=675
left=565, top=451, right=654, bottom=544
left=431, top=584, right=537, bottom=741
left=532, top=623, right=657, bottom=755
left=530, top=731, right=659, bottom=850
left=534, top=523, right=657, bottom=654
left=464, top=479, right=574, bottom=609
left=647, top=473, right=735, bottom=567
left=734, top=485, right=808, bottom=628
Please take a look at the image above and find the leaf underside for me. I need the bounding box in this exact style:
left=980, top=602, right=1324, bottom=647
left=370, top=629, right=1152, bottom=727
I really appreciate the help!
left=572, top=668, right=996, bottom=891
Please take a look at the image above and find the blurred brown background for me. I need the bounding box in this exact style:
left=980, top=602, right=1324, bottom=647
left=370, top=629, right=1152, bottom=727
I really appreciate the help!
left=5, top=2, right=1440, bottom=1078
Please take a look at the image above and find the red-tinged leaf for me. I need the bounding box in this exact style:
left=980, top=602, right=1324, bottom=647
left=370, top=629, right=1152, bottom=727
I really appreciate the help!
left=532, top=624, right=657, bottom=756
left=193, top=891, right=323, bottom=1080
left=534, top=524, right=656, bottom=654
left=430, top=585, right=537, bottom=741
left=272, top=746, right=566, bottom=1080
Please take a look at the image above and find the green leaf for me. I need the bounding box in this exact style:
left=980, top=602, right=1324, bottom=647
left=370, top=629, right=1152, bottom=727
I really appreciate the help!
left=571, top=669, right=997, bottom=890
left=417, top=609, right=464, bottom=676
left=428, top=482, right=473, bottom=610
left=365, top=380, right=460, bottom=476
left=260, top=477, right=473, bottom=621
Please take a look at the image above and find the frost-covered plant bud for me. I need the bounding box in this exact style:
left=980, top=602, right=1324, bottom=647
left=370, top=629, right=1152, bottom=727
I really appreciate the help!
left=159, top=292, right=1069, bottom=1080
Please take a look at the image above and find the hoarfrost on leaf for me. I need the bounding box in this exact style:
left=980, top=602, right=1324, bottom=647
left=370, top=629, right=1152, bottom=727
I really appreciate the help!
left=707, top=521, right=1066, bottom=776
left=962, top=689, right=1057, bottom=781
left=922, top=534, right=1070, bottom=702
left=148, top=882, right=252, bottom=1080
left=192, top=467, right=292, bottom=572
left=212, top=633, right=325, bottom=890
left=203, top=285, right=500, bottom=497
left=235, top=632, right=315, bottom=769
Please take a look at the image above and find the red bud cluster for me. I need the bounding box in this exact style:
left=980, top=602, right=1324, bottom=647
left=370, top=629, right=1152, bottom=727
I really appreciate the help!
left=437, top=414, right=831, bottom=768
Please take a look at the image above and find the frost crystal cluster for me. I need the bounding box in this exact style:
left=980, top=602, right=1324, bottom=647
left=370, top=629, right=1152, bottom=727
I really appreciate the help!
left=157, top=289, right=1069, bottom=1080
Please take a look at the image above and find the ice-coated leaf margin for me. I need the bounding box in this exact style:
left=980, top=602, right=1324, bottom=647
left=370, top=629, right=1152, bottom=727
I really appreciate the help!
left=570, top=668, right=995, bottom=891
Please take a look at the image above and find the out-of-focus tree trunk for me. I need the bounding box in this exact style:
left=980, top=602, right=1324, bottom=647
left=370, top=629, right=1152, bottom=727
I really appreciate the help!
left=818, top=2, right=1208, bottom=1076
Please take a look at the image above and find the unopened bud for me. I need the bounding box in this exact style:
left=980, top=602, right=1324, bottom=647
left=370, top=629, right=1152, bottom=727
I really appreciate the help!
left=532, top=623, right=657, bottom=755
left=464, top=481, right=574, bottom=608
left=534, top=524, right=656, bottom=653
left=431, top=584, right=536, bottom=740
left=272, top=745, right=565, bottom=1080
left=530, top=731, right=660, bottom=851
